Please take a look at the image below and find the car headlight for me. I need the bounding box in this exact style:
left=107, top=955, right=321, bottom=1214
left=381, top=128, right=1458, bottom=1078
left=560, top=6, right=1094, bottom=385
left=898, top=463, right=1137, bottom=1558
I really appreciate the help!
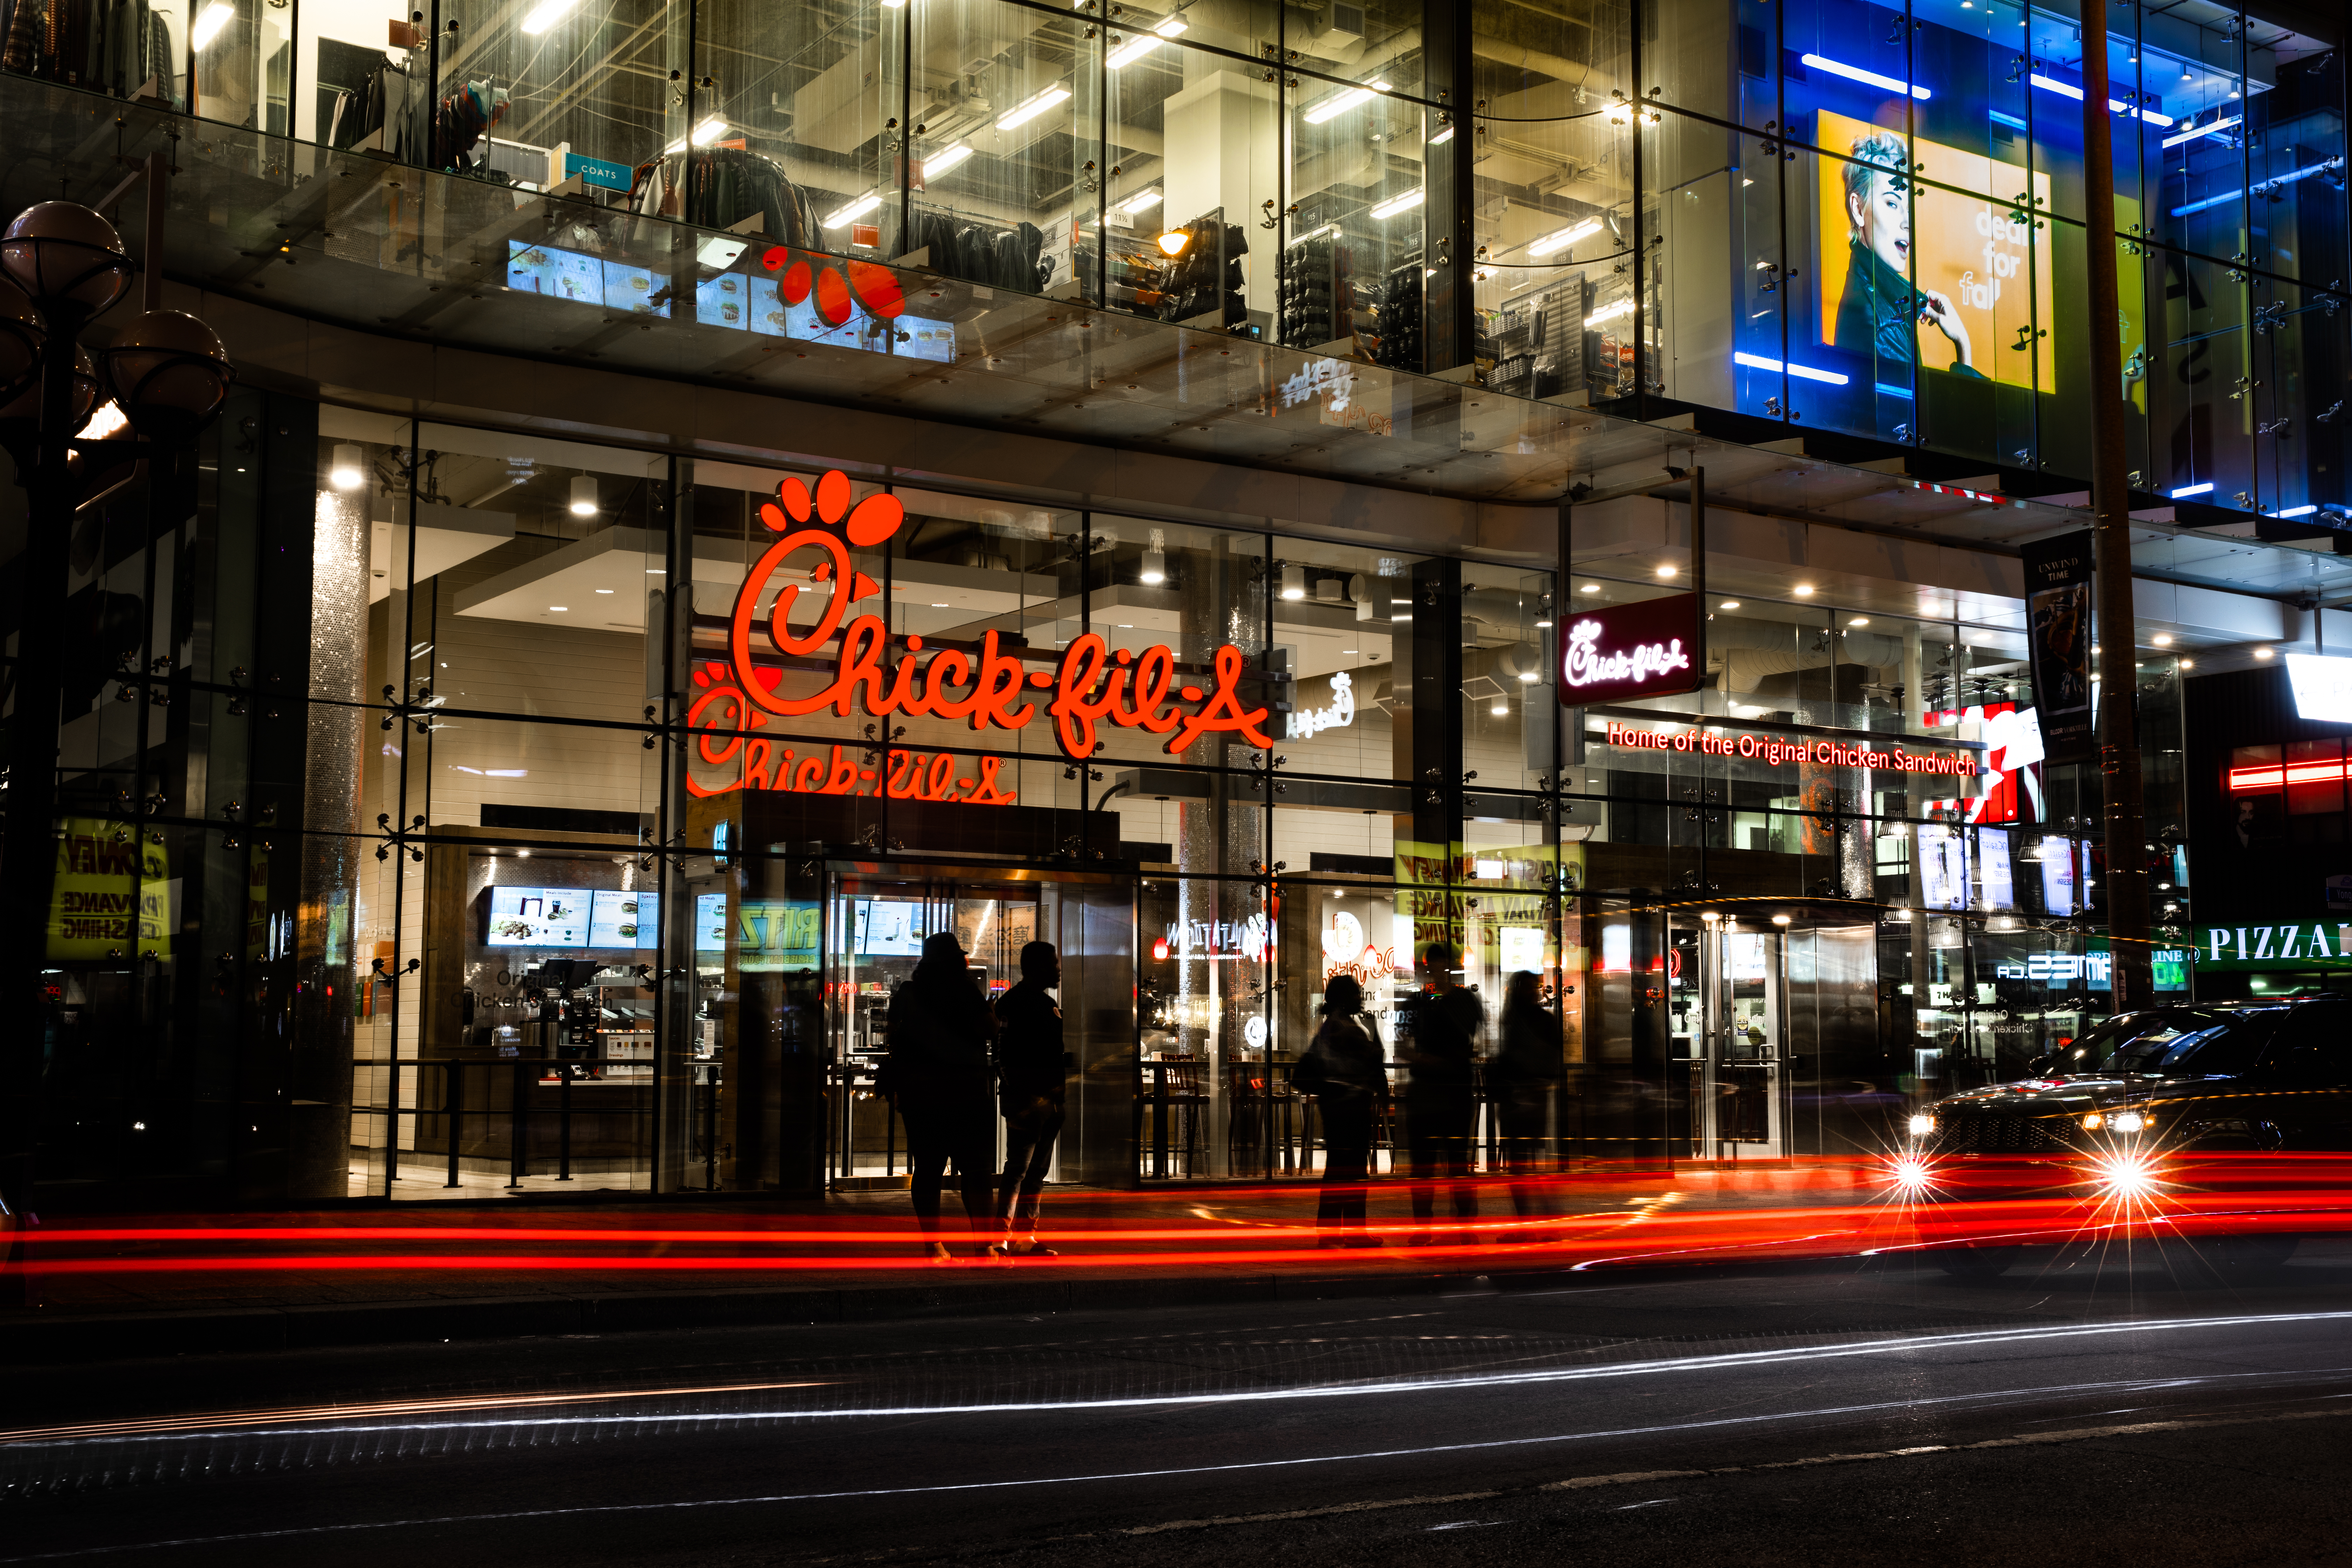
left=2109, top=1110, right=2147, bottom=1134
left=2080, top=1112, right=2105, bottom=1131
left=1907, top=1113, right=1936, bottom=1136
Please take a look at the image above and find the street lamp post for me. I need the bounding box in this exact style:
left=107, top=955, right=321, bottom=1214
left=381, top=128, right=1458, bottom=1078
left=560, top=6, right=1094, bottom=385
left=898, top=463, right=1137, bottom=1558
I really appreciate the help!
left=0, top=200, right=230, bottom=1245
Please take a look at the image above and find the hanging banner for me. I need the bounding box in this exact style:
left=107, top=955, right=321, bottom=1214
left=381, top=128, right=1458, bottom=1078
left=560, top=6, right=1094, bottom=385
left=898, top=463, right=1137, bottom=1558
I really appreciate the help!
left=48, top=819, right=175, bottom=962
left=2021, top=530, right=2095, bottom=764
left=1555, top=593, right=1701, bottom=708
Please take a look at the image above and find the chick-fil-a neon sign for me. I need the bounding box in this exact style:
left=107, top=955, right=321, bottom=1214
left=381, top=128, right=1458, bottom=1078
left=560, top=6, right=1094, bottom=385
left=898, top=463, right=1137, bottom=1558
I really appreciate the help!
left=686, top=469, right=1274, bottom=801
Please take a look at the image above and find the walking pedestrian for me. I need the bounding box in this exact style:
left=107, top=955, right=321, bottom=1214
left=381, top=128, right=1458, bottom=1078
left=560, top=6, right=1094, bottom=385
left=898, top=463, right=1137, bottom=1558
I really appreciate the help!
left=991, top=940, right=1069, bottom=1257
left=878, top=930, right=996, bottom=1261
left=1292, top=974, right=1388, bottom=1246
left=1493, top=969, right=1563, bottom=1219
left=1399, top=942, right=1482, bottom=1241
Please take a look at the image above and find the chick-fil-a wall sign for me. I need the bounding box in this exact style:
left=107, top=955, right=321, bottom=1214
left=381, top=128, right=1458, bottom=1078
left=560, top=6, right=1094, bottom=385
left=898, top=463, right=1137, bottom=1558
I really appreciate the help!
left=1556, top=593, right=1701, bottom=707
left=686, top=469, right=1275, bottom=803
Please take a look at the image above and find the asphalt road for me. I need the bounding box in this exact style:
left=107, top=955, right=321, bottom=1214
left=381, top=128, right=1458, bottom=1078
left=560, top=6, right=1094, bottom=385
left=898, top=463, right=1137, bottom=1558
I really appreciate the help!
left=10, top=1238, right=2352, bottom=1566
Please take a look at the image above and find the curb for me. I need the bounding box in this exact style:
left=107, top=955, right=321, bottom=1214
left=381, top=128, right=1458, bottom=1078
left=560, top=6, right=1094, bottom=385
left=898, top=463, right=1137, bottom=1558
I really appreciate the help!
left=0, top=1253, right=1892, bottom=1367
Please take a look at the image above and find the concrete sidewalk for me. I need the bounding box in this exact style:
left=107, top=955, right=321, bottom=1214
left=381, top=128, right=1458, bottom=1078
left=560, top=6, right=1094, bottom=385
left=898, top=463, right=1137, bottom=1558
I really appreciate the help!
left=0, top=1162, right=1902, bottom=1365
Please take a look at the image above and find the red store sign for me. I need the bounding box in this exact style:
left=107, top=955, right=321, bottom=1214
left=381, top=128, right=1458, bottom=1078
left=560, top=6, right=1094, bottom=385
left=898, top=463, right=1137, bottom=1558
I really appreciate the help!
left=1556, top=594, right=1702, bottom=707
left=687, top=470, right=1275, bottom=803
left=1603, top=720, right=1980, bottom=777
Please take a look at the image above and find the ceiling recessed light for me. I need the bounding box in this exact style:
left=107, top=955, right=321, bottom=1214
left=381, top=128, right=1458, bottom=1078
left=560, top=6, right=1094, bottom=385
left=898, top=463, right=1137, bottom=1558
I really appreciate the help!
left=2178, top=658, right=2195, bottom=669
left=1343, top=648, right=1358, bottom=654
left=1848, top=615, right=1869, bottom=627
left=2255, top=646, right=2275, bottom=659
left=595, top=588, right=615, bottom=594
left=1719, top=600, right=1739, bottom=610
left=646, top=568, right=666, bottom=575
left=550, top=606, right=568, bottom=612
left=1581, top=583, right=1600, bottom=594
left=1792, top=583, right=1814, bottom=596
left=2150, top=633, right=2173, bottom=646
left=930, top=602, right=950, bottom=607
left=1656, top=565, right=1677, bottom=579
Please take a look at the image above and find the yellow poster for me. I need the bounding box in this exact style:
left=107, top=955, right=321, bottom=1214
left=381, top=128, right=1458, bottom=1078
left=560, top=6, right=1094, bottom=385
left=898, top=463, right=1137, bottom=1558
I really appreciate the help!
left=49, top=819, right=173, bottom=961
left=1816, top=111, right=2056, bottom=393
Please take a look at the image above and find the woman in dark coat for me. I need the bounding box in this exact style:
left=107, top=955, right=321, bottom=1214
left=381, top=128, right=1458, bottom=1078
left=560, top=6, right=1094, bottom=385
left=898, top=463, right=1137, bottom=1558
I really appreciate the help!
left=881, top=930, right=997, bottom=1260
left=1492, top=970, right=1564, bottom=1217
left=1293, top=975, right=1389, bottom=1246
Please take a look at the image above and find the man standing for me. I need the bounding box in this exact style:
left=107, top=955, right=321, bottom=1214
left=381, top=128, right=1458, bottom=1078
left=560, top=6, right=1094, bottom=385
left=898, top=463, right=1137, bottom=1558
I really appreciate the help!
left=1400, top=941, right=1483, bottom=1240
left=992, top=940, right=1069, bottom=1257
left=881, top=930, right=996, bottom=1261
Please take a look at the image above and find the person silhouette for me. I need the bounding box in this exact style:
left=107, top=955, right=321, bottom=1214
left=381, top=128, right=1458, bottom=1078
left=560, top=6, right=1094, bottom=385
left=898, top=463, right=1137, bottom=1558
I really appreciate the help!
left=1399, top=942, right=1482, bottom=1241
left=1293, top=974, right=1388, bottom=1246
left=991, top=940, right=1069, bottom=1257
left=878, top=931, right=996, bottom=1261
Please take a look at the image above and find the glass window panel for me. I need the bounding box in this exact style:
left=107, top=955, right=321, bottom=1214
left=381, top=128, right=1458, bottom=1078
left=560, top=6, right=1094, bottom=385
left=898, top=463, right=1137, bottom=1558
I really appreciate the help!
left=2145, top=245, right=2253, bottom=505
left=2285, top=737, right=2343, bottom=816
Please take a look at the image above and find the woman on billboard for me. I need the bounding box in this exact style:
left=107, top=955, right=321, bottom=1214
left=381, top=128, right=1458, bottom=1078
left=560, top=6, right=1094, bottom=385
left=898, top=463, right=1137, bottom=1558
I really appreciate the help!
left=1833, top=132, right=1982, bottom=380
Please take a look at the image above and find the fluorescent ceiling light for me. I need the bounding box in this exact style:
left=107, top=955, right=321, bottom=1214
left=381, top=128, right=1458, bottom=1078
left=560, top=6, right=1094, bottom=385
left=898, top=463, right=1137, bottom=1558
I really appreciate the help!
left=925, top=142, right=975, bottom=176
left=2029, top=73, right=2171, bottom=124
left=1369, top=188, right=1424, bottom=219
left=1734, top=350, right=1850, bottom=385
left=519, top=0, right=577, bottom=33
left=1108, top=15, right=1186, bottom=68
left=1286, top=222, right=1342, bottom=245
left=822, top=191, right=882, bottom=227
left=1430, top=124, right=1454, bottom=144
left=1585, top=297, right=1634, bottom=328
left=190, top=1, right=233, bottom=49
left=998, top=84, right=1071, bottom=130
left=696, top=235, right=748, bottom=269
left=1118, top=188, right=1164, bottom=215
left=2170, top=481, right=2213, bottom=498
left=1304, top=79, right=1388, bottom=125
left=2162, top=114, right=2239, bottom=148
left=1800, top=52, right=1929, bottom=99
left=1527, top=218, right=1601, bottom=257
left=2277, top=504, right=2319, bottom=518
left=690, top=116, right=727, bottom=145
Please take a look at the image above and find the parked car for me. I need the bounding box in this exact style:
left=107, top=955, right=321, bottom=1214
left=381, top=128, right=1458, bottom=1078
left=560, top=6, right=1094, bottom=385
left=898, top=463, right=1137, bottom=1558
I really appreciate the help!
left=1902, top=998, right=2348, bottom=1275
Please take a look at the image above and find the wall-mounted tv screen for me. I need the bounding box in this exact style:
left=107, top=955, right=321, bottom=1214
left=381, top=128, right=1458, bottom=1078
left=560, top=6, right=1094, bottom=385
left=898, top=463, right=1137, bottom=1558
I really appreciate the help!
left=588, top=889, right=658, bottom=948
left=484, top=886, right=589, bottom=947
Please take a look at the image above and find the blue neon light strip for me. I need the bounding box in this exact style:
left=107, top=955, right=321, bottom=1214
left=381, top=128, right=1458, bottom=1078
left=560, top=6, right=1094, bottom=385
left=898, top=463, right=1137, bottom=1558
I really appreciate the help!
left=1988, top=109, right=2028, bottom=130
left=2277, top=504, right=2318, bottom=518
left=1735, top=351, right=1852, bottom=385
left=2171, top=160, right=2346, bottom=218
left=2028, top=73, right=2172, bottom=126
left=2171, top=482, right=2214, bottom=498
left=2162, top=115, right=2239, bottom=149
left=1801, top=53, right=1930, bottom=100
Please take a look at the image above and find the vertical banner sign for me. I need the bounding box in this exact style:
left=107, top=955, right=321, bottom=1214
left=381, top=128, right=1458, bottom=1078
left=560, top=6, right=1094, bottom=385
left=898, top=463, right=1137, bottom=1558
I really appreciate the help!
left=1555, top=593, right=1702, bottom=708
left=2021, top=530, right=2096, bottom=765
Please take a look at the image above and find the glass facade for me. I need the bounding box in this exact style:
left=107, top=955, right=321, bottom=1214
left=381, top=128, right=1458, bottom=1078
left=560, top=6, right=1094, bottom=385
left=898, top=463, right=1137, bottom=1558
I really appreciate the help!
left=9, top=0, right=2333, bottom=512
left=0, top=0, right=2329, bottom=1207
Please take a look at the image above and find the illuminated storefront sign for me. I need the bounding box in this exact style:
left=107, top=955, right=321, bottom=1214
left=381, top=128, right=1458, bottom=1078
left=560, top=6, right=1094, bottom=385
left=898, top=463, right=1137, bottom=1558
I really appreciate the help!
left=2196, top=922, right=2352, bottom=970
left=2286, top=653, right=2352, bottom=723
left=1556, top=594, right=1701, bottom=706
left=687, top=468, right=1274, bottom=800
left=1321, top=909, right=1396, bottom=983
left=49, top=819, right=174, bottom=961
left=1600, top=720, right=1979, bottom=777
left=1287, top=670, right=1356, bottom=739
left=1991, top=950, right=2113, bottom=987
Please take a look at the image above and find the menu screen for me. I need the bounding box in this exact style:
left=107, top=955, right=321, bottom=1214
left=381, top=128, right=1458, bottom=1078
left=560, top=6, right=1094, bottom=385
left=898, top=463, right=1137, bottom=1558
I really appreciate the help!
left=694, top=892, right=729, bottom=952
left=485, top=886, right=589, bottom=947
left=854, top=899, right=926, bottom=956
left=588, top=889, right=658, bottom=948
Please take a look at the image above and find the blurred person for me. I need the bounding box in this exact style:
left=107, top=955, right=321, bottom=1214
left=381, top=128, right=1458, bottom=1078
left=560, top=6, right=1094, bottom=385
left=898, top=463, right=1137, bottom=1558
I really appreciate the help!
left=992, top=940, right=1070, bottom=1257
left=1293, top=974, right=1388, bottom=1246
left=1492, top=970, right=1564, bottom=1219
left=880, top=930, right=996, bottom=1261
left=1399, top=942, right=1483, bottom=1241
left=1832, top=130, right=1979, bottom=380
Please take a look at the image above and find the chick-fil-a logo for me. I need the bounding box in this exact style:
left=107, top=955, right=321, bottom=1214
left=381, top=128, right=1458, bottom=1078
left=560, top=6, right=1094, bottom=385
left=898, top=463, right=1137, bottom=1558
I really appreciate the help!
left=686, top=469, right=1274, bottom=801
left=1554, top=593, right=1704, bottom=708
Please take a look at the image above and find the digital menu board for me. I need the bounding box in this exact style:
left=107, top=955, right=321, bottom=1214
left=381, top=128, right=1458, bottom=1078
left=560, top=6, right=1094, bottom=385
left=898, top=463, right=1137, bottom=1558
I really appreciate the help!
left=693, top=892, right=729, bottom=952
left=1976, top=828, right=2016, bottom=912
left=484, top=886, right=589, bottom=947
left=854, top=898, right=926, bottom=956
left=1918, top=826, right=1968, bottom=911
left=588, top=889, right=658, bottom=948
